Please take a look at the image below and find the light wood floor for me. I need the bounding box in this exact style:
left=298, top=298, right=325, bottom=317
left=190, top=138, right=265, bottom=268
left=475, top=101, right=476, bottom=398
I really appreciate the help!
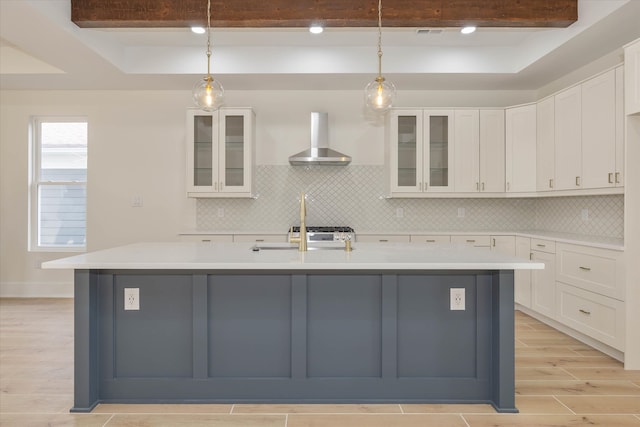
left=1, top=298, right=639, bottom=426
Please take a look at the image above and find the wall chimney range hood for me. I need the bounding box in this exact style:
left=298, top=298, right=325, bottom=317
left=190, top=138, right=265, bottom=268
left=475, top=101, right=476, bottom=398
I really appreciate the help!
left=289, top=112, right=351, bottom=166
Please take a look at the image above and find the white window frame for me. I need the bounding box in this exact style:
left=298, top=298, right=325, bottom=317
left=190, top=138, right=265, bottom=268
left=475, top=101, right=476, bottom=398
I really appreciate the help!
left=29, top=116, right=87, bottom=252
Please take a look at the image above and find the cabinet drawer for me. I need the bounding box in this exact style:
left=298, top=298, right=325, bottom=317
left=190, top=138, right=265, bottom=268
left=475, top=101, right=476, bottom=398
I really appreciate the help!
left=451, top=235, right=491, bottom=247
left=556, top=282, right=625, bottom=351
left=356, top=234, right=410, bottom=243
left=556, top=243, right=623, bottom=300
left=233, top=234, right=287, bottom=243
left=410, top=235, right=450, bottom=244
left=530, top=238, right=556, bottom=254
left=179, top=234, right=233, bottom=243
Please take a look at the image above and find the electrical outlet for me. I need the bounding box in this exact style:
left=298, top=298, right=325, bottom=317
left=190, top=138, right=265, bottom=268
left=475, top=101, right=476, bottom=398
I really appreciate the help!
left=124, top=288, right=139, bottom=311
left=450, top=288, right=465, bottom=311
left=396, top=207, right=404, bottom=218
left=457, top=207, right=465, bottom=218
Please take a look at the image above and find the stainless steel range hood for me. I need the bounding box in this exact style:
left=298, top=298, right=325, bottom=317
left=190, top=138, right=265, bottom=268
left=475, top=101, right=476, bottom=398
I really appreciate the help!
left=289, top=112, right=351, bottom=166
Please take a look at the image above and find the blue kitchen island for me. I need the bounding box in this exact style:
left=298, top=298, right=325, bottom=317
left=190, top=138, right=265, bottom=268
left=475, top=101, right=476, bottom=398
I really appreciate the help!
left=43, top=241, right=543, bottom=413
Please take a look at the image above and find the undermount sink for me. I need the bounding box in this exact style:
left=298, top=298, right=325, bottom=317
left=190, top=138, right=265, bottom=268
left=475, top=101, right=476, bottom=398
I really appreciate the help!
left=251, top=242, right=352, bottom=251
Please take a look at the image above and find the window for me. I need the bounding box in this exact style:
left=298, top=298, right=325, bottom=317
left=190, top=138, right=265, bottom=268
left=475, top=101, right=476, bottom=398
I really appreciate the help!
left=30, top=117, right=87, bottom=251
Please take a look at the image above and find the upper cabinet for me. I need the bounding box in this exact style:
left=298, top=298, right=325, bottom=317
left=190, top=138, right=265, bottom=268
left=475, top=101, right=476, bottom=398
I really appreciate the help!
left=554, top=85, right=582, bottom=191
left=625, top=38, right=640, bottom=115
left=581, top=67, right=624, bottom=189
left=455, top=109, right=505, bottom=193
left=186, top=108, right=255, bottom=198
left=387, top=109, right=454, bottom=195
left=505, top=104, right=536, bottom=193
left=536, top=97, right=555, bottom=191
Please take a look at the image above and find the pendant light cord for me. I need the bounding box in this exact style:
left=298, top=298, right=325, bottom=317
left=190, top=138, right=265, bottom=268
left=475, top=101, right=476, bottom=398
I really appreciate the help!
left=377, top=0, right=383, bottom=79
left=206, top=0, right=212, bottom=77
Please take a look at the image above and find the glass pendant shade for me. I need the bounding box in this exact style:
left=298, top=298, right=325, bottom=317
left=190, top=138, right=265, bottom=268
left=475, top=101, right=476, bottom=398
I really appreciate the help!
left=193, top=76, right=225, bottom=112
left=364, top=77, right=396, bottom=112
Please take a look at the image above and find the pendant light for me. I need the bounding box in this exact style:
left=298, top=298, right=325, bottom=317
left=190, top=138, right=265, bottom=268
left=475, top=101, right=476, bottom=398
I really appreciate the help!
left=192, top=0, right=225, bottom=111
left=364, top=0, right=396, bottom=112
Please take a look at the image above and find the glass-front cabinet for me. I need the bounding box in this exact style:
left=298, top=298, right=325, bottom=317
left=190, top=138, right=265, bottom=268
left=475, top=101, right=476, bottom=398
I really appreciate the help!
left=388, top=109, right=454, bottom=195
left=187, top=108, right=254, bottom=197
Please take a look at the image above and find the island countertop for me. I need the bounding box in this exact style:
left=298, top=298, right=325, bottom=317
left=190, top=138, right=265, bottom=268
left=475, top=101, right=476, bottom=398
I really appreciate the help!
left=42, top=241, right=544, bottom=271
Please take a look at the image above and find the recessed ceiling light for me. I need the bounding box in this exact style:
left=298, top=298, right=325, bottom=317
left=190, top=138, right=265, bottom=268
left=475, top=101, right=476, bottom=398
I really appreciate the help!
left=309, top=25, right=324, bottom=34
left=461, top=26, right=476, bottom=34
left=191, top=26, right=205, bottom=34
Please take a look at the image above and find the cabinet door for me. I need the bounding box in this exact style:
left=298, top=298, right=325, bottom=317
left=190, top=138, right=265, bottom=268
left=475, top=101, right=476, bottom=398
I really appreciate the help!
left=186, top=110, right=218, bottom=193
left=424, top=110, right=454, bottom=192
left=536, top=97, right=555, bottom=191
left=454, top=110, right=479, bottom=192
left=219, top=109, right=253, bottom=194
left=615, top=66, right=624, bottom=186
left=490, top=235, right=515, bottom=255
left=625, top=38, right=640, bottom=115
left=514, top=236, right=532, bottom=308
left=554, top=86, right=582, bottom=190
left=389, top=110, right=423, bottom=193
left=531, top=250, right=556, bottom=319
left=581, top=69, right=616, bottom=189
left=479, top=109, right=506, bottom=192
left=506, top=104, right=536, bottom=193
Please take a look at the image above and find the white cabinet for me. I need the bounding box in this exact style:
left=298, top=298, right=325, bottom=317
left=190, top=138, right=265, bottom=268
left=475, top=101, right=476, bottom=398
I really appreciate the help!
left=410, top=235, right=451, bottom=244
left=454, top=110, right=505, bottom=193
left=536, top=97, right=555, bottom=191
left=514, top=236, right=532, bottom=308
left=356, top=234, right=411, bottom=243
left=625, top=38, right=640, bottom=115
left=581, top=68, right=624, bottom=189
left=505, top=104, right=536, bottom=193
left=186, top=108, right=254, bottom=198
left=490, top=235, right=515, bottom=255
left=530, top=239, right=556, bottom=319
left=387, top=109, right=455, bottom=195
left=554, top=86, right=582, bottom=190
left=451, top=235, right=491, bottom=248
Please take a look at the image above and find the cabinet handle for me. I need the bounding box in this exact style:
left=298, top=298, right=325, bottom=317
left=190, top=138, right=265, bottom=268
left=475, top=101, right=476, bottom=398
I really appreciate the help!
left=466, top=239, right=476, bottom=243
left=255, top=239, right=265, bottom=242
left=608, top=173, right=614, bottom=184
left=536, top=244, right=546, bottom=248
left=379, top=239, right=389, bottom=242
left=579, top=309, right=591, bottom=315
left=476, top=182, right=479, bottom=191
left=419, top=182, right=423, bottom=191
left=529, top=253, right=533, bottom=260
left=482, top=182, right=485, bottom=191
left=202, top=239, right=211, bottom=242
left=615, top=172, right=621, bottom=184
left=549, top=178, right=554, bottom=189
left=579, top=266, right=591, bottom=271
left=576, top=176, right=581, bottom=187
left=426, top=239, right=436, bottom=243
left=492, top=238, right=496, bottom=247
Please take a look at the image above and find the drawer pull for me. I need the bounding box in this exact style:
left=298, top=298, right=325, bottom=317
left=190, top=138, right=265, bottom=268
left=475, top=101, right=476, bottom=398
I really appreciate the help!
left=202, top=239, right=211, bottom=242
left=615, top=172, right=621, bottom=184
left=608, top=173, right=614, bottom=184
left=426, top=239, right=436, bottom=243
left=536, top=244, right=546, bottom=248
left=492, top=238, right=496, bottom=247
left=379, top=239, right=389, bottom=242
left=579, top=309, right=591, bottom=315
left=466, top=239, right=476, bottom=243
left=579, top=266, right=591, bottom=271
left=576, top=176, right=581, bottom=187
left=255, top=239, right=265, bottom=242
left=549, top=178, right=554, bottom=189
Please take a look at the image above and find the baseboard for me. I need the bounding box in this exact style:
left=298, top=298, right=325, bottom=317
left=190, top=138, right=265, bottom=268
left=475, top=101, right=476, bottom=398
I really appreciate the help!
left=515, top=304, right=624, bottom=363
left=0, top=281, right=73, bottom=298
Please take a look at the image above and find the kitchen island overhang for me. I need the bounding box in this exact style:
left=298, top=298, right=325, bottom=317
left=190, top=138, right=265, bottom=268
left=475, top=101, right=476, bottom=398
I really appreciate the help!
left=43, top=242, right=543, bottom=413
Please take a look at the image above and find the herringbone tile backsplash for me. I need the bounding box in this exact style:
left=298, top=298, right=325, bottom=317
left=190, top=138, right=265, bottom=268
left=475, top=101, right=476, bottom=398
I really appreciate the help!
left=196, top=165, right=623, bottom=238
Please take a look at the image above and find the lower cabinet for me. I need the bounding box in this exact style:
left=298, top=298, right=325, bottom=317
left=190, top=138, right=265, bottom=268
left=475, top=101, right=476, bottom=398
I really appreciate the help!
left=530, top=240, right=556, bottom=319
left=514, top=236, right=531, bottom=308
left=556, top=282, right=625, bottom=350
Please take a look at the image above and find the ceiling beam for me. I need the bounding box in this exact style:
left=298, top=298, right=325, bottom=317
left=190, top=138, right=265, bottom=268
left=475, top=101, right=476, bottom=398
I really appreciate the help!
left=71, top=0, right=577, bottom=29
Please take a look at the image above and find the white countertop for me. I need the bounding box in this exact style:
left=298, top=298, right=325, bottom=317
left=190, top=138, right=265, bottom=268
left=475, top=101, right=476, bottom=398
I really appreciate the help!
left=42, top=242, right=544, bottom=271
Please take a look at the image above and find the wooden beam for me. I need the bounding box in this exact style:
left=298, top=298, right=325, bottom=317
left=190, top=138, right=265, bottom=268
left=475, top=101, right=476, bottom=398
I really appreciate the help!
left=71, top=0, right=577, bottom=29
